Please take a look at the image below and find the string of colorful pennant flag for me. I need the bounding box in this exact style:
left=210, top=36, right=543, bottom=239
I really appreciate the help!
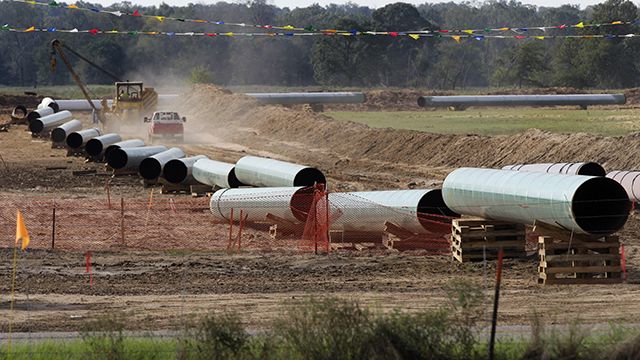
left=7, top=0, right=640, bottom=35
left=2, top=24, right=639, bottom=41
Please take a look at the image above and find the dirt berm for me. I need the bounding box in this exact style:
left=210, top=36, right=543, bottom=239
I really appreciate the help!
left=178, top=85, right=640, bottom=171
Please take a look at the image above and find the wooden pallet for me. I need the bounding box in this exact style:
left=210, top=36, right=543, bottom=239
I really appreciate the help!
left=382, top=222, right=451, bottom=252
left=330, top=230, right=383, bottom=251
left=451, top=218, right=526, bottom=262
left=538, top=235, right=622, bottom=285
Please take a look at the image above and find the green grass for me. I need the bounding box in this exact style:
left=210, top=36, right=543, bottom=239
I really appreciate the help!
left=1, top=298, right=639, bottom=360
left=327, top=108, right=640, bottom=136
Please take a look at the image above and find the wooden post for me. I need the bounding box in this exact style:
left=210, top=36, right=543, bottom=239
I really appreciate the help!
left=51, top=203, right=56, bottom=250
left=120, top=197, right=125, bottom=245
left=237, top=210, right=245, bottom=250
left=227, top=208, right=234, bottom=251
left=105, top=179, right=112, bottom=209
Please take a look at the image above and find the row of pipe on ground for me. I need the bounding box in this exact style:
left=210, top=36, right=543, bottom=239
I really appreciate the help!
left=210, top=161, right=635, bottom=237
left=18, top=98, right=637, bottom=238
left=417, top=94, right=626, bottom=109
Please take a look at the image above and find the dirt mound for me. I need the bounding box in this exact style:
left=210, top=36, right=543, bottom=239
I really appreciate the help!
left=177, top=85, right=640, bottom=172
left=0, top=94, right=40, bottom=108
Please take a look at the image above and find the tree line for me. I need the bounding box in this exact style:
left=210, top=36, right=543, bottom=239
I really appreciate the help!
left=0, top=0, right=639, bottom=90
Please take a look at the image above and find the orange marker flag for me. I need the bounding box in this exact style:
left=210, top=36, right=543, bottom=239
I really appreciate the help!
left=15, top=209, right=30, bottom=250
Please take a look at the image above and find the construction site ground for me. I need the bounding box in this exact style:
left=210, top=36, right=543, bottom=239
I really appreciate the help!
left=1, top=87, right=640, bottom=332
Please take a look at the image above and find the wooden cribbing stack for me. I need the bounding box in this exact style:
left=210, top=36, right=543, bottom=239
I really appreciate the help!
left=538, top=234, right=622, bottom=285
left=451, top=218, right=527, bottom=263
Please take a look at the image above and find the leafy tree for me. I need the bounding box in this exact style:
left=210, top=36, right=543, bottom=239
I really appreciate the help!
left=493, top=42, right=548, bottom=88
left=188, top=66, right=214, bottom=84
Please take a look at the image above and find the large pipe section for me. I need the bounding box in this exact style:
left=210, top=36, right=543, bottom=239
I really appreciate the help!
left=245, top=92, right=365, bottom=105
left=40, top=95, right=177, bottom=112
left=328, top=190, right=459, bottom=234
left=163, top=155, right=208, bottom=184
left=51, top=120, right=82, bottom=143
left=192, top=159, right=244, bottom=188
left=417, top=94, right=626, bottom=108
left=502, top=162, right=606, bottom=177
left=103, top=139, right=145, bottom=160
left=442, top=168, right=630, bottom=235
left=107, top=146, right=167, bottom=170
left=235, top=156, right=326, bottom=187
left=210, top=187, right=315, bottom=223
left=606, top=171, right=640, bottom=203
left=85, top=134, right=123, bottom=156
left=29, top=110, right=73, bottom=134
left=138, top=147, right=185, bottom=180
left=38, top=97, right=59, bottom=112
left=66, top=128, right=102, bottom=149
left=26, top=107, right=55, bottom=124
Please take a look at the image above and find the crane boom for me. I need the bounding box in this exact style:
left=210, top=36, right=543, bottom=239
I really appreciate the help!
left=50, top=39, right=110, bottom=122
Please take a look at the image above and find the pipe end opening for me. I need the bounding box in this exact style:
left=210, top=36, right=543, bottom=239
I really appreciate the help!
left=139, top=158, right=162, bottom=180
left=164, top=160, right=188, bottom=183
left=572, top=177, right=630, bottom=235
left=293, top=168, right=326, bottom=187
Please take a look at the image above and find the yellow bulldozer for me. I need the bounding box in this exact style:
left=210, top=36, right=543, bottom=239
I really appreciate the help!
left=50, top=39, right=157, bottom=129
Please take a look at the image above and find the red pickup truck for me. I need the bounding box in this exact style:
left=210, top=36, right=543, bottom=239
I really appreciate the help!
left=144, top=111, right=186, bottom=142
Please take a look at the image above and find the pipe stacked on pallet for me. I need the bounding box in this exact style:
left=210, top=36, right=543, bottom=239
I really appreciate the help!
left=502, top=161, right=640, bottom=206
left=443, top=167, right=630, bottom=235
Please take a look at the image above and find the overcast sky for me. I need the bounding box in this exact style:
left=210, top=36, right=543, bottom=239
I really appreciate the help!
left=94, top=0, right=599, bottom=10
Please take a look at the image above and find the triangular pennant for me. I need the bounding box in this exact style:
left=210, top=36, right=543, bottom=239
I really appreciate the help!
left=535, top=36, right=545, bottom=40
left=24, top=26, right=35, bottom=32
left=110, top=11, right=123, bottom=16
left=575, top=22, right=585, bottom=28
left=463, top=29, right=474, bottom=34
left=409, top=34, right=420, bottom=40
left=1, top=24, right=9, bottom=31
left=156, top=16, right=165, bottom=22
left=283, top=25, right=294, bottom=30
left=48, top=1, right=59, bottom=7
left=452, top=35, right=461, bottom=43
left=88, top=28, right=98, bottom=34
left=611, top=21, right=623, bottom=25
left=70, top=28, right=78, bottom=32
left=67, top=4, right=77, bottom=8
left=132, top=9, right=141, bottom=16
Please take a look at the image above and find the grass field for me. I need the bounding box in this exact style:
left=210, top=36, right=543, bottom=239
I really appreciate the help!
left=327, top=108, right=640, bottom=136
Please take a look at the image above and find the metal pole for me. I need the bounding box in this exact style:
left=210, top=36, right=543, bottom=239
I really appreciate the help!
left=489, top=248, right=504, bottom=360
left=51, top=203, right=56, bottom=250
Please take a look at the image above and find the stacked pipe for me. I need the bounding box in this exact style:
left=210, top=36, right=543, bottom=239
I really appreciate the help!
left=191, top=158, right=244, bottom=188
left=107, top=146, right=168, bottom=170
left=29, top=110, right=73, bottom=134
left=66, top=128, right=102, bottom=149
left=85, top=134, right=124, bottom=158
left=235, top=156, right=326, bottom=187
left=606, top=171, right=640, bottom=203
left=502, top=162, right=606, bottom=176
left=163, top=155, right=209, bottom=185
left=104, top=139, right=145, bottom=160
left=51, top=120, right=83, bottom=143
left=138, top=147, right=185, bottom=180
left=442, top=168, right=630, bottom=235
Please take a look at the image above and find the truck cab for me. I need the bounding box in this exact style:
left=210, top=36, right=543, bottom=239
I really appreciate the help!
left=144, top=111, right=185, bottom=142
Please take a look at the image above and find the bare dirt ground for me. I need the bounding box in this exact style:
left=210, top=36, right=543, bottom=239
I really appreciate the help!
left=0, top=88, right=639, bottom=332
